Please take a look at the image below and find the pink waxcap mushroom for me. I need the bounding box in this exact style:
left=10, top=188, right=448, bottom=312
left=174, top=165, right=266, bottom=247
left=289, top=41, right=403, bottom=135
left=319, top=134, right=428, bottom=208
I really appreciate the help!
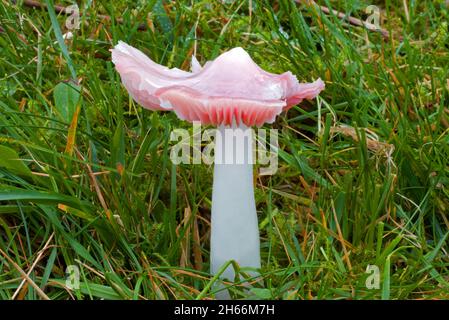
left=111, top=41, right=325, bottom=126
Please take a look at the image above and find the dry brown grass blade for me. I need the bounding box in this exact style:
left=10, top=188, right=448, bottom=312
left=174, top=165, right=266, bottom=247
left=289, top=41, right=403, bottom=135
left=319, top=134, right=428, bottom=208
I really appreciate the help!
left=192, top=214, right=203, bottom=271
left=74, top=148, right=111, bottom=218
left=11, top=233, right=55, bottom=299
left=331, top=201, right=352, bottom=271
left=0, top=248, right=50, bottom=300
left=177, top=207, right=192, bottom=268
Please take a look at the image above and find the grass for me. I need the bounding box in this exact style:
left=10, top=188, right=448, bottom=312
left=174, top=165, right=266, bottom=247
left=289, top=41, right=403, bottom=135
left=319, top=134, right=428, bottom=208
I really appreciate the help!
left=0, top=0, right=449, bottom=300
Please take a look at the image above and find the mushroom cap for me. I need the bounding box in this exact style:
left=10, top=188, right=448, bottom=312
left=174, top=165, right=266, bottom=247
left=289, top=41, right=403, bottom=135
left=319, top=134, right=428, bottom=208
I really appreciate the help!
left=111, top=41, right=325, bottom=126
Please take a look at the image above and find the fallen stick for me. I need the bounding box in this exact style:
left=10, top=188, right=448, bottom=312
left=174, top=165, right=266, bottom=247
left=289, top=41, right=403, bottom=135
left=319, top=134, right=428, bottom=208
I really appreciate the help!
left=295, top=0, right=390, bottom=39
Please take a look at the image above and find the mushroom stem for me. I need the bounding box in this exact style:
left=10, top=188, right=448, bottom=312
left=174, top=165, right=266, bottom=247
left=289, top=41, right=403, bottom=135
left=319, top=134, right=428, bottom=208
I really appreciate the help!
left=210, top=124, right=261, bottom=298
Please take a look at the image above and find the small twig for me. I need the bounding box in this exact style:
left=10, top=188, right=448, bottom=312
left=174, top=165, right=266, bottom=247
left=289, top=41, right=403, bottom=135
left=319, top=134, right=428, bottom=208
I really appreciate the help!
left=22, top=0, right=148, bottom=31
left=296, top=0, right=390, bottom=39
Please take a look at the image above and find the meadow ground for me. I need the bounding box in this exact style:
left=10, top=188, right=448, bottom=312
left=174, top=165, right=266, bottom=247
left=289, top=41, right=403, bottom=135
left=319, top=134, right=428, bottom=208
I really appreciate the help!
left=0, top=0, right=449, bottom=299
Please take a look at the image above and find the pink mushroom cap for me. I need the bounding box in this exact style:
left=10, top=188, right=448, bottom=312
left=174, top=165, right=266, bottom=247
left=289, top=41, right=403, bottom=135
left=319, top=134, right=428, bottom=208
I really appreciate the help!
left=111, top=41, right=325, bottom=127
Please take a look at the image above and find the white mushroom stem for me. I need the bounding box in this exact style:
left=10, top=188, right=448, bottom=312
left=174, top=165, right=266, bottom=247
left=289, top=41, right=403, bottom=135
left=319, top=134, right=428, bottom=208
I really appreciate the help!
left=210, top=124, right=261, bottom=297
